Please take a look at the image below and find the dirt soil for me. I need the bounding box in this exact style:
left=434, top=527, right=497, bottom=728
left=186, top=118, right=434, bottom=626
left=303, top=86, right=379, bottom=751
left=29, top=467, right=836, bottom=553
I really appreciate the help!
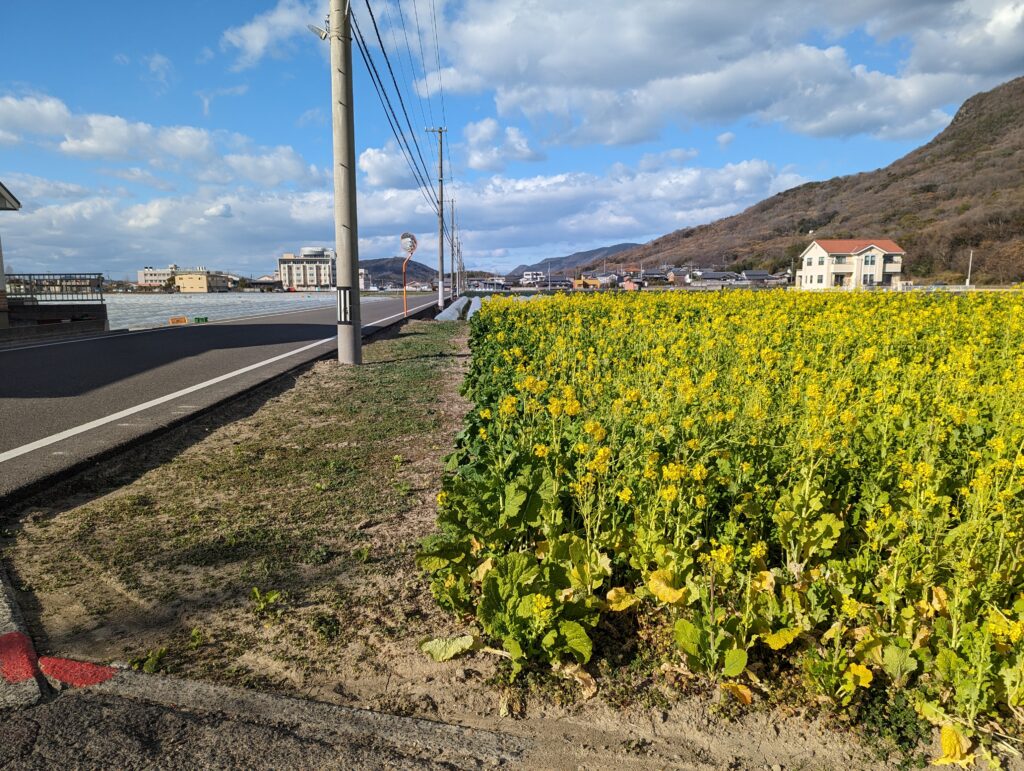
left=2, top=320, right=914, bottom=769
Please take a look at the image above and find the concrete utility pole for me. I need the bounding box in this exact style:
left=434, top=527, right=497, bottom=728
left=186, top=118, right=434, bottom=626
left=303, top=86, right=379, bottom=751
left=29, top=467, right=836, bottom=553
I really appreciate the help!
left=427, top=128, right=446, bottom=310
left=966, top=249, right=974, bottom=287
left=317, top=0, right=361, bottom=364
left=452, top=198, right=460, bottom=301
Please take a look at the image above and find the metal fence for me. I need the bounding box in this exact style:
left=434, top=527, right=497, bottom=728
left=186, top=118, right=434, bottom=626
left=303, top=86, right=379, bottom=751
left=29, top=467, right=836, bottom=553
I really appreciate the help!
left=5, top=273, right=105, bottom=303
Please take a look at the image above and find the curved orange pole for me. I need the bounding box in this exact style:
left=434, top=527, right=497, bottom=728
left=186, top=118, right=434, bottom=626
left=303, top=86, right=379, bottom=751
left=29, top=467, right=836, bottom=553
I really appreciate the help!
left=402, top=254, right=412, bottom=316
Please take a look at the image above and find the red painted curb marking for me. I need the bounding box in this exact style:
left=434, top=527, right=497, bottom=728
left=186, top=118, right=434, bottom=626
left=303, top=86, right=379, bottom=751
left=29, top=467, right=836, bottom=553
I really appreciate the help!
left=0, top=631, right=39, bottom=683
left=38, top=657, right=117, bottom=687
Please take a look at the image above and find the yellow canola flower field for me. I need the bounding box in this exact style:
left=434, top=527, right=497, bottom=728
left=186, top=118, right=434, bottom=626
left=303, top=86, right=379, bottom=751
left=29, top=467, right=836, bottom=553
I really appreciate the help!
left=419, top=290, right=1024, bottom=747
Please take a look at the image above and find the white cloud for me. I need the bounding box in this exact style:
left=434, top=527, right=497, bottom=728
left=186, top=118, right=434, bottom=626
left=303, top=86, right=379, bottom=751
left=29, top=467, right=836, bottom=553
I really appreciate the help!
left=429, top=0, right=1023, bottom=143
left=59, top=115, right=155, bottom=159
left=0, top=151, right=804, bottom=276
left=196, top=85, right=249, bottom=117
left=464, top=118, right=543, bottom=171
left=716, top=132, right=736, bottom=149
left=223, top=146, right=319, bottom=187
left=359, top=142, right=417, bottom=188
left=101, top=167, right=176, bottom=191
left=297, top=107, right=327, bottom=127
left=0, top=95, right=73, bottom=139
left=221, top=0, right=319, bottom=71
left=204, top=202, right=233, bottom=218
left=143, top=53, right=174, bottom=90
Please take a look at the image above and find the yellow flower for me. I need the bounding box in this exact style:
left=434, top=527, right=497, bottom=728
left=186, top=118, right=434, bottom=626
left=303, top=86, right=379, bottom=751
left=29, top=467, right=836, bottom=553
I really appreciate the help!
left=617, top=487, right=633, bottom=504
left=660, top=485, right=678, bottom=503
left=534, top=444, right=549, bottom=458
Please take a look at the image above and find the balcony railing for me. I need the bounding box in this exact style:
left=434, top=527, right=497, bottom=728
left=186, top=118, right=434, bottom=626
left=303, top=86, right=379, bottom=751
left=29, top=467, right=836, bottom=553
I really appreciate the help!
left=5, top=273, right=105, bottom=303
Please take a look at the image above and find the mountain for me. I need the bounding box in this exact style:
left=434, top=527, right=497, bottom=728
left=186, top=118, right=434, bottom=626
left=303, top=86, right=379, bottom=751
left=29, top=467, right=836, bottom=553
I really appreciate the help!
left=360, top=257, right=437, bottom=286
left=593, top=76, right=1024, bottom=284
left=507, top=243, right=641, bottom=278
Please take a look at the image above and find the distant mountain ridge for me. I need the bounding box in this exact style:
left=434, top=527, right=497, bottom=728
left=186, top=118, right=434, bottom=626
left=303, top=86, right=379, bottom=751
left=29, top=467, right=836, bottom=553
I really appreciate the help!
left=360, top=257, right=436, bottom=286
left=589, top=75, right=1024, bottom=283
left=507, top=243, right=640, bottom=278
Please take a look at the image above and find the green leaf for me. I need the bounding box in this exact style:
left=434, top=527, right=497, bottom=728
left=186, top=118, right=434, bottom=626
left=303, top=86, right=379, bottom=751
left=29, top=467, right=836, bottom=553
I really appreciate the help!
left=502, top=482, right=528, bottom=524
left=674, top=618, right=701, bottom=657
left=722, top=648, right=747, bottom=678
left=420, top=635, right=476, bottom=662
left=882, top=644, right=918, bottom=687
left=559, top=620, right=593, bottom=663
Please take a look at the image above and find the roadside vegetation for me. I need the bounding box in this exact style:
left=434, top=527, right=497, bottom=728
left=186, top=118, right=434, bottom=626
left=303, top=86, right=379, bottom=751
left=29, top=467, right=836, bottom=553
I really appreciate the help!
left=5, top=321, right=469, bottom=701
left=420, top=291, right=1024, bottom=767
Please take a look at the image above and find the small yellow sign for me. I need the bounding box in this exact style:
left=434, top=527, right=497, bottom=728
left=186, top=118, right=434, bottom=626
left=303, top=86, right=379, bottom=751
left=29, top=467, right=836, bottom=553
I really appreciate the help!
left=169, top=316, right=189, bottom=325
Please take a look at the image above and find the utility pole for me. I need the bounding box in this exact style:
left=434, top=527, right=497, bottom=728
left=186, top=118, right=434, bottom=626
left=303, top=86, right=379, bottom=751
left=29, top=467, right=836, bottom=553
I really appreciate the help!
left=310, top=1, right=361, bottom=364
left=427, top=127, right=446, bottom=310
left=966, top=249, right=974, bottom=287
left=449, top=198, right=456, bottom=300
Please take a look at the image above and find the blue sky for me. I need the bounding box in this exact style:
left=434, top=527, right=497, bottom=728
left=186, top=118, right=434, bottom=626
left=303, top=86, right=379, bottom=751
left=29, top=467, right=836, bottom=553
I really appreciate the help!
left=1, top=0, right=1023, bottom=278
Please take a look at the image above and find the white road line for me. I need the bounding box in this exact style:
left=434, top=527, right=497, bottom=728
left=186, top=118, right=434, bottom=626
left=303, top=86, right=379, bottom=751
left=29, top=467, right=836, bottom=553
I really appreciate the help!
left=0, top=336, right=334, bottom=464
left=0, top=296, right=442, bottom=464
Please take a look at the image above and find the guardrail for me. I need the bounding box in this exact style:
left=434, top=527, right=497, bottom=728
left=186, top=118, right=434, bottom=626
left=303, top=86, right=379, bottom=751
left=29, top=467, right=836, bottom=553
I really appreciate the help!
left=5, top=273, right=105, bottom=303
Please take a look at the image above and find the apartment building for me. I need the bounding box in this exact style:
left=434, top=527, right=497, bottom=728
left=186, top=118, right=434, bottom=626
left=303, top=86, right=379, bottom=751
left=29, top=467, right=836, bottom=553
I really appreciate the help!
left=795, top=239, right=905, bottom=290
left=278, top=247, right=337, bottom=291
left=137, top=264, right=181, bottom=287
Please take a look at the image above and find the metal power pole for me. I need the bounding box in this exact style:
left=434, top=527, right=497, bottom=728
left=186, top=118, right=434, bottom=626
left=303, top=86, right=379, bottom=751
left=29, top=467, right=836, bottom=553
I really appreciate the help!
left=427, top=128, right=446, bottom=310
left=328, top=0, right=361, bottom=364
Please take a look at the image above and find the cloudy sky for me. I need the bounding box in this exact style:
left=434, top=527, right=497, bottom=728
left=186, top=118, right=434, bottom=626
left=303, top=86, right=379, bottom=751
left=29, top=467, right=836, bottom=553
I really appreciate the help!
left=1, top=0, right=1023, bottom=277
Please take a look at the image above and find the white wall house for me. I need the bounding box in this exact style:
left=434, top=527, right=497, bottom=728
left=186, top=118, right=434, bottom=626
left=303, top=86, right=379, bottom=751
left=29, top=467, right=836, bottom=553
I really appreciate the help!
left=795, top=239, right=905, bottom=290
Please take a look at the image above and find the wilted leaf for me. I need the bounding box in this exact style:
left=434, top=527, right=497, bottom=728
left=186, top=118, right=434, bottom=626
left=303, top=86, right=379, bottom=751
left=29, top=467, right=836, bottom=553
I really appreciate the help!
left=933, top=724, right=974, bottom=767
left=763, top=627, right=801, bottom=650
left=648, top=569, right=687, bottom=605
left=471, top=558, right=494, bottom=582
left=721, top=682, right=753, bottom=705
left=420, top=635, right=476, bottom=662
left=750, top=570, right=775, bottom=593
left=606, top=587, right=640, bottom=611
left=555, top=662, right=598, bottom=700
left=845, top=662, right=873, bottom=688
left=722, top=648, right=748, bottom=678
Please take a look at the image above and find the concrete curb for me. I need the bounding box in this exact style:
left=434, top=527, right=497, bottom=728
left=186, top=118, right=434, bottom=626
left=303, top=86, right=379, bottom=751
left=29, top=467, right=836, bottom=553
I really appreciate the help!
left=90, top=670, right=525, bottom=766
left=0, top=565, right=44, bottom=709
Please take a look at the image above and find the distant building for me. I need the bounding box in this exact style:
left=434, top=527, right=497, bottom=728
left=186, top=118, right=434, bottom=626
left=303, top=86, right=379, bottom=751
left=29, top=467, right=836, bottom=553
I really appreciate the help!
left=0, top=179, right=21, bottom=330
left=521, top=271, right=546, bottom=286
left=138, top=264, right=181, bottom=287
left=795, top=239, right=905, bottom=290
left=359, top=268, right=371, bottom=290
left=279, top=247, right=336, bottom=291
left=175, top=271, right=230, bottom=293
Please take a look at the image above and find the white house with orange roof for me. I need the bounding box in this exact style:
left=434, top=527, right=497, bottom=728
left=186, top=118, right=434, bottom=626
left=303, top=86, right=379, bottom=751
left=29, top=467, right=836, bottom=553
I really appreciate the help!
left=795, top=239, right=905, bottom=290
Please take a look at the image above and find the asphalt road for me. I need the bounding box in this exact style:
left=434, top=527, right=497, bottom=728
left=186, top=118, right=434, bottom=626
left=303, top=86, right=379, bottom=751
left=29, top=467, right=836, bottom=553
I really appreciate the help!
left=0, top=295, right=439, bottom=502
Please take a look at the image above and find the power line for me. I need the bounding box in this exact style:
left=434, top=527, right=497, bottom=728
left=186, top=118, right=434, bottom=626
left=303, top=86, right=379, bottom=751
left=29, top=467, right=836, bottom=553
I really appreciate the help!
left=351, top=12, right=438, bottom=213
left=391, top=0, right=433, bottom=161
left=361, top=0, right=439, bottom=210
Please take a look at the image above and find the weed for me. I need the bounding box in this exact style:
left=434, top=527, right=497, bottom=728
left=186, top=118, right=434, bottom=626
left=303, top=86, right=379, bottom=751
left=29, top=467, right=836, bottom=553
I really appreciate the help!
left=352, top=546, right=371, bottom=564
left=311, top=612, right=342, bottom=643
left=131, top=646, right=169, bottom=674
left=250, top=587, right=283, bottom=618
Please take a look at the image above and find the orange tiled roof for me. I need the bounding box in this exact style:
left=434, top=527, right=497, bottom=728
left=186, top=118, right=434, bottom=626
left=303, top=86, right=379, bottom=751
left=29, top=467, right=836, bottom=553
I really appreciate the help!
left=814, top=239, right=904, bottom=254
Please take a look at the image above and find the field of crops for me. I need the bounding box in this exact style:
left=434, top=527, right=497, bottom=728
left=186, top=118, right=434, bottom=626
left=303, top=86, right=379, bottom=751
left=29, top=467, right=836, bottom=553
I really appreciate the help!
left=420, top=290, right=1024, bottom=763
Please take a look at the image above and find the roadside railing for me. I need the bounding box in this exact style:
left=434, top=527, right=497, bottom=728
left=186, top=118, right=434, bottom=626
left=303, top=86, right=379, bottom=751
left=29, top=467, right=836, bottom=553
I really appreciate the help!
left=5, top=273, right=105, bottom=303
